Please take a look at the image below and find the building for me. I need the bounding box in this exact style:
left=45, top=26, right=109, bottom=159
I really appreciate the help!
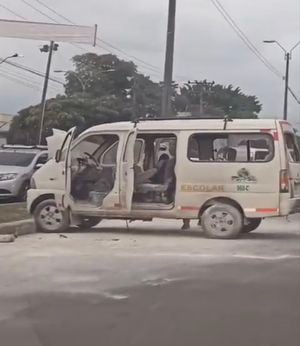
left=0, top=113, right=14, bottom=145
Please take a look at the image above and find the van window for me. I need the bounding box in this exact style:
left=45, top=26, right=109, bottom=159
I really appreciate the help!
left=284, top=133, right=300, bottom=162
left=102, top=142, right=119, bottom=165
left=188, top=133, right=274, bottom=162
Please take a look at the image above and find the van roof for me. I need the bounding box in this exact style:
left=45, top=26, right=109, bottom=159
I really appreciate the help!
left=86, top=118, right=280, bottom=133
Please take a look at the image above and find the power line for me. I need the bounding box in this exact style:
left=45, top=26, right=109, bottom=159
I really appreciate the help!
left=32, top=0, right=77, bottom=24
left=210, top=0, right=283, bottom=79
left=0, top=58, right=64, bottom=85
left=29, top=0, right=162, bottom=74
left=20, top=0, right=59, bottom=23
left=0, top=70, right=41, bottom=91
left=1, top=66, right=61, bottom=92
left=0, top=3, right=27, bottom=20
left=288, top=87, right=300, bottom=104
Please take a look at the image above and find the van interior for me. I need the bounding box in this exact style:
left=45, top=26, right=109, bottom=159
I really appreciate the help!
left=70, top=134, right=119, bottom=205
left=133, top=134, right=177, bottom=206
left=70, top=133, right=177, bottom=208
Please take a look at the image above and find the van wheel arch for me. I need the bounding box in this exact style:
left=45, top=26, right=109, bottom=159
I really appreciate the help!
left=30, top=194, right=55, bottom=214
left=199, top=197, right=244, bottom=219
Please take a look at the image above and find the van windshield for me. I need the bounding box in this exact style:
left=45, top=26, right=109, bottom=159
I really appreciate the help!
left=0, top=151, right=36, bottom=167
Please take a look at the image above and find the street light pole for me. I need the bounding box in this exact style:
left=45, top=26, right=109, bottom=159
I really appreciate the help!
left=263, top=40, right=300, bottom=120
left=0, top=53, right=21, bottom=65
left=38, top=41, right=58, bottom=145
left=283, top=52, right=290, bottom=120
left=161, top=0, right=177, bottom=118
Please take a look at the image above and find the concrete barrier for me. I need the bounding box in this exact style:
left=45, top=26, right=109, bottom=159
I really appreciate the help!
left=0, top=219, right=36, bottom=238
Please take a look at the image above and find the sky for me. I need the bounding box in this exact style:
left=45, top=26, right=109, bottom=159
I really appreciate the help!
left=0, top=0, right=299, bottom=129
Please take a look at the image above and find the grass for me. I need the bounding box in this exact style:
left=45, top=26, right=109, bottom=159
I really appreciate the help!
left=0, top=202, right=30, bottom=223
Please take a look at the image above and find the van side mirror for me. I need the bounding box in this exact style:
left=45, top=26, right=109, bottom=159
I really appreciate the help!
left=55, top=149, right=61, bottom=162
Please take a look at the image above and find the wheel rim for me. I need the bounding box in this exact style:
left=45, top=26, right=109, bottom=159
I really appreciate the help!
left=208, top=211, right=235, bottom=234
left=39, top=205, right=63, bottom=231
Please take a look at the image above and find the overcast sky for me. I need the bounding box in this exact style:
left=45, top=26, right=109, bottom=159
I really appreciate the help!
left=0, top=0, right=299, bottom=129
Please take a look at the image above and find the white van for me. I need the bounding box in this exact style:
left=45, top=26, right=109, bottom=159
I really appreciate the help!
left=27, top=118, right=300, bottom=239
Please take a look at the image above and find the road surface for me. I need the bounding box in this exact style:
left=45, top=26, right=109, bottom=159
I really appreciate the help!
left=0, top=216, right=300, bottom=346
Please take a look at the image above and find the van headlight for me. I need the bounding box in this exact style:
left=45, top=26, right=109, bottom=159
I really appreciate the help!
left=30, top=177, right=37, bottom=189
left=0, top=173, right=18, bottom=181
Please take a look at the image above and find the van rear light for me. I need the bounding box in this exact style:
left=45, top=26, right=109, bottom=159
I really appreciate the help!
left=280, top=169, right=289, bottom=193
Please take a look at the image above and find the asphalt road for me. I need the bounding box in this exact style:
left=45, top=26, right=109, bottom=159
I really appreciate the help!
left=0, top=216, right=300, bottom=346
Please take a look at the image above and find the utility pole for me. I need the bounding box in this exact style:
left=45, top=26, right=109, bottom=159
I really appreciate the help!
left=161, top=0, right=176, bottom=118
left=263, top=40, right=300, bottom=121
left=283, top=52, right=290, bottom=121
left=132, top=73, right=138, bottom=121
left=38, top=41, right=58, bottom=145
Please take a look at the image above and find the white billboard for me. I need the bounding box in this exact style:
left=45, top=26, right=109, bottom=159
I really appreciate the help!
left=0, top=19, right=97, bottom=45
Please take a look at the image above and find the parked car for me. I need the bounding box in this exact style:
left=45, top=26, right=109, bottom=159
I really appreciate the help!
left=0, top=145, right=48, bottom=201
left=28, top=118, right=300, bottom=238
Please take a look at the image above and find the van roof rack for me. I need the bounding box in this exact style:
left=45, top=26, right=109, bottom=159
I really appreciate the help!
left=1, top=144, right=47, bottom=150
left=136, top=116, right=229, bottom=121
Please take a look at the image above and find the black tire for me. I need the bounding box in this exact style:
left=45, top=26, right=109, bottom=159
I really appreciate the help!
left=243, top=218, right=262, bottom=233
left=33, top=199, right=69, bottom=233
left=201, top=203, right=243, bottom=239
left=77, top=217, right=102, bottom=229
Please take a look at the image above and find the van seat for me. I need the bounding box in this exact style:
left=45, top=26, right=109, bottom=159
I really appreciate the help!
left=135, top=158, right=175, bottom=194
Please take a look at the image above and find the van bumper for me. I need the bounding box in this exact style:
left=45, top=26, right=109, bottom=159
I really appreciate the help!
left=279, top=197, right=300, bottom=216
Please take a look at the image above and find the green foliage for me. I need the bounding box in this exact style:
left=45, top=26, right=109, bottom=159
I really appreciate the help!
left=8, top=54, right=161, bottom=144
left=8, top=54, right=262, bottom=145
left=175, top=80, right=261, bottom=118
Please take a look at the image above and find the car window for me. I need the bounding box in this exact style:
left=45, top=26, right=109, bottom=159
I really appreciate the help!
left=36, top=153, right=48, bottom=165
left=0, top=151, right=36, bottom=167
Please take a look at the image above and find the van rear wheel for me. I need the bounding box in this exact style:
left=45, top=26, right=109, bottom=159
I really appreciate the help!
left=34, top=199, right=69, bottom=233
left=201, top=203, right=243, bottom=239
left=243, top=218, right=262, bottom=233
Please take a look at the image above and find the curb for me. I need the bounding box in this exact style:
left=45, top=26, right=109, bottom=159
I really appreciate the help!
left=0, top=219, right=36, bottom=239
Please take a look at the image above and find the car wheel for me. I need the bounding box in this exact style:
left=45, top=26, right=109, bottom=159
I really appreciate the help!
left=77, top=217, right=102, bottom=229
left=201, top=203, right=243, bottom=239
left=243, top=218, right=262, bottom=233
left=33, top=199, right=69, bottom=233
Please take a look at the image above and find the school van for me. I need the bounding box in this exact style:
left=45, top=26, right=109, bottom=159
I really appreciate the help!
left=27, top=118, right=300, bottom=239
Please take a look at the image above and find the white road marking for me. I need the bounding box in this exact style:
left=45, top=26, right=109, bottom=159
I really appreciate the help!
left=101, top=292, right=129, bottom=300
left=117, top=253, right=300, bottom=261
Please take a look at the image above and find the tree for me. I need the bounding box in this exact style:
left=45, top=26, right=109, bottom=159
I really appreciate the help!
left=174, top=80, right=261, bottom=118
left=8, top=54, right=263, bottom=145
left=8, top=54, right=162, bottom=144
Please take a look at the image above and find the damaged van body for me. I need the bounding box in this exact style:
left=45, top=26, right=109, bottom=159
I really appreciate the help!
left=27, top=118, right=300, bottom=239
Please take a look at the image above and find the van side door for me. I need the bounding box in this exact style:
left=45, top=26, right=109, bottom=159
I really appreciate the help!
left=283, top=130, right=300, bottom=198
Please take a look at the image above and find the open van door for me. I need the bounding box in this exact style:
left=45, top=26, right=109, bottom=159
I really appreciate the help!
left=284, top=131, right=300, bottom=199
left=120, top=129, right=137, bottom=211
left=56, top=127, right=76, bottom=208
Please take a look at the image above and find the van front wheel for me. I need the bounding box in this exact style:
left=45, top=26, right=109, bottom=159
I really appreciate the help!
left=201, top=203, right=243, bottom=239
left=34, top=199, right=69, bottom=233
left=243, top=218, right=262, bottom=233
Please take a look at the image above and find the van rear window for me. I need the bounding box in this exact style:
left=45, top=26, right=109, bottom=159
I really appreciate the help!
left=188, top=133, right=274, bottom=162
